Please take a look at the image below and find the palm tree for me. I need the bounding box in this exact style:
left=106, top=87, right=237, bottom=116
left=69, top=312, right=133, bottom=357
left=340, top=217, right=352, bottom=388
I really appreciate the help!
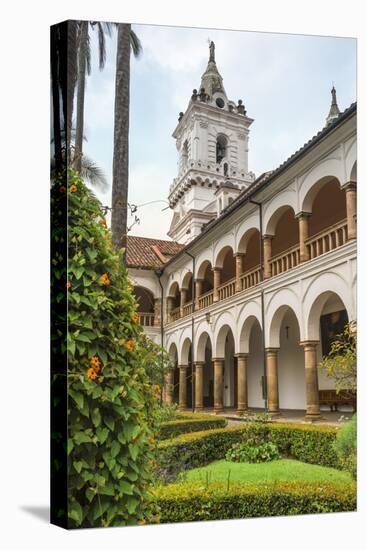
left=74, top=20, right=112, bottom=173
left=111, top=24, right=142, bottom=252
left=51, top=20, right=78, bottom=172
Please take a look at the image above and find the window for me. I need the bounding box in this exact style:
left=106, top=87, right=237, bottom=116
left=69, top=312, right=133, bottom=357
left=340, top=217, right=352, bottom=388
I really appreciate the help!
left=216, top=135, right=227, bottom=163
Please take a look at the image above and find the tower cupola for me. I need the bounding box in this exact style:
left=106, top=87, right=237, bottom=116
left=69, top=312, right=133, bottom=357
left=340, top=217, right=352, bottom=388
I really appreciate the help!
left=168, top=41, right=255, bottom=244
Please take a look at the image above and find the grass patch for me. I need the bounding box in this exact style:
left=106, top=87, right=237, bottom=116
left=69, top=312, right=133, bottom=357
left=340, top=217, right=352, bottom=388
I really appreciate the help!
left=182, top=459, right=352, bottom=484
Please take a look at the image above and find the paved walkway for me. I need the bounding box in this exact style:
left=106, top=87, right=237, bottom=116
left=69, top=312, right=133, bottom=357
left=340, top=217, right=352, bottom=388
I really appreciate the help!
left=187, top=407, right=355, bottom=426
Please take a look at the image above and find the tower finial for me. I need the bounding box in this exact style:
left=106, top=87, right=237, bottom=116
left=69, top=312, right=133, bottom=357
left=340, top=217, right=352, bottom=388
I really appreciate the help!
left=326, top=85, right=341, bottom=125
left=209, top=40, right=215, bottom=63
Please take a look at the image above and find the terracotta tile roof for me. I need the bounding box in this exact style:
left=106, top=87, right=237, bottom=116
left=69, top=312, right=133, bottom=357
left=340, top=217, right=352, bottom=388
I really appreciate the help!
left=126, top=236, right=185, bottom=269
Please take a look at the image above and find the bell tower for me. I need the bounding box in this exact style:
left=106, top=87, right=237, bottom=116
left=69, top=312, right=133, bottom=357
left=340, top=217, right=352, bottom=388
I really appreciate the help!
left=168, top=41, right=255, bottom=244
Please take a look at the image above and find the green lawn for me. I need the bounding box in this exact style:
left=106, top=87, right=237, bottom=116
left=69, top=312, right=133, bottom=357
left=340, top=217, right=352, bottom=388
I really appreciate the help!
left=182, top=459, right=352, bottom=483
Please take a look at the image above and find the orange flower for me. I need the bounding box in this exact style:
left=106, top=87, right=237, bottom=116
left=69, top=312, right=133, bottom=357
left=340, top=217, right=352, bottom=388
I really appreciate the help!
left=90, top=356, right=101, bottom=373
left=59, top=186, right=67, bottom=193
left=131, top=313, right=139, bottom=323
left=138, top=519, right=147, bottom=526
left=87, top=367, right=98, bottom=381
left=69, top=184, right=78, bottom=193
left=125, top=340, right=134, bottom=352
left=149, top=436, right=155, bottom=445
left=99, top=273, right=111, bottom=286
left=66, top=281, right=72, bottom=289
left=99, top=218, right=107, bottom=227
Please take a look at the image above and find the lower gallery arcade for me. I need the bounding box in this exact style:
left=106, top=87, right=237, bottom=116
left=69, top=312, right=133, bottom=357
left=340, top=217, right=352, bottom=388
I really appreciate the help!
left=164, top=291, right=350, bottom=420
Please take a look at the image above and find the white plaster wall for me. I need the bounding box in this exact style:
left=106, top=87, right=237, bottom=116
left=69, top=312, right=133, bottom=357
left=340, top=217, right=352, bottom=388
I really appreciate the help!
left=277, top=310, right=306, bottom=410
left=247, top=323, right=265, bottom=408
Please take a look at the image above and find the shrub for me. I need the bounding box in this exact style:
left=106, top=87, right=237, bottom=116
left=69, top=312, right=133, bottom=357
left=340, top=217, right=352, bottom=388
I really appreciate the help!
left=153, top=480, right=356, bottom=523
left=159, top=416, right=227, bottom=440
left=53, top=171, right=161, bottom=528
left=155, top=403, right=179, bottom=423
left=334, top=415, right=357, bottom=479
left=156, top=423, right=340, bottom=481
left=226, top=440, right=280, bottom=463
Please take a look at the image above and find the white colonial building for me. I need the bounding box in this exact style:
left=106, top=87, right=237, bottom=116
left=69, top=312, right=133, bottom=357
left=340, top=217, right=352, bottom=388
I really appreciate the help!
left=127, top=42, right=357, bottom=420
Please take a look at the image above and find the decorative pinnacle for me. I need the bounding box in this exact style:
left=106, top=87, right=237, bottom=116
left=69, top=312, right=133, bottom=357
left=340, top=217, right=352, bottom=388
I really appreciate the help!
left=209, top=40, right=215, bottom=63
left=326, top=85, right=341, bottom=125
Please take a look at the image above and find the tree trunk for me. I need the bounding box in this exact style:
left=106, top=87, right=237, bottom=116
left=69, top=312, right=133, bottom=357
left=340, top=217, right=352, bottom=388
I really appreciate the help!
left=75, top=21, right=88, bottom=173
left=63, top=20, right=78, bottom=169
left=111, top=23, right=131, bottom=254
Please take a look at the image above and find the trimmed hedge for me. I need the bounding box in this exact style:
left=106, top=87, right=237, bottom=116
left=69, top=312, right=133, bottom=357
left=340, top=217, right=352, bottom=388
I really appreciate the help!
left=157, top=423, right=340, bottom=478
left=159, top=415, right=227, bottom=440
left=153, top=480, right=356, bottom=523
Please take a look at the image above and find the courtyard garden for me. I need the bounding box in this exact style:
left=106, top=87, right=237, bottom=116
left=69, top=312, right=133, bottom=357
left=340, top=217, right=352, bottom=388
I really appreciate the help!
left=151, top=407, right=356, bottom=523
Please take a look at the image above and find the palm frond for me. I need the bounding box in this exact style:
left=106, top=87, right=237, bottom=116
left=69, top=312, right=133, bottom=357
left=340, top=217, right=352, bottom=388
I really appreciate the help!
left=96, top=22, right=106, bottom=70
left=85, top=31, right=91, bottom=76
left=79, top=154, right=109, bottom=191
left=130, top=29, right=142, bottom=58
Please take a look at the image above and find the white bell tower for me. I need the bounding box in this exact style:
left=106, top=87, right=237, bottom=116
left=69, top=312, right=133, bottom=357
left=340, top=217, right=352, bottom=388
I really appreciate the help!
left=168, top=41, right=255, bottom=244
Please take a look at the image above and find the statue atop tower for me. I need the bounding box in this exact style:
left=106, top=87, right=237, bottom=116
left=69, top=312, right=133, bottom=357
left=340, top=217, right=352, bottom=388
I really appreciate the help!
left=168, top=42, right=255, bottom=244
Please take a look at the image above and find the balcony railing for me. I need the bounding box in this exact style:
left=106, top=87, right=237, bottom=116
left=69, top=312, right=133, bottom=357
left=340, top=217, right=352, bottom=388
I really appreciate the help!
left=218, top=277, right=236, bottom=301
left=169, top=306, right=181, bottom=323
left=306, top=218, right=347, bottom=260
left=137, top=312, right=155, bottom=327
left=182, top=301, right=193, bottom=316
left=198, top=289, right=214, bottom=310
left=270, top=244, right=300, bottom=277
left=240, top=265, right=261, bottom=291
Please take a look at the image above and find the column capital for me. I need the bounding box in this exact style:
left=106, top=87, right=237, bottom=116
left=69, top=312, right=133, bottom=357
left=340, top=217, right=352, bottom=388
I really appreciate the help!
left=234, top=252, right=245, bottom=258
left=265, top=347, right=280, bottom=355
left=295, top=210, right=312, bottom=219
left=300, top=340, right=320, bottom=350
left=213, top=266, right=222, bottom=272
left=178, top=364, right=189, bottom=369
left=263, top=234, right=274, bottom=241
left=194, top=277, right=203, bottom=283
left=194, top=361, right=205, bottom=367
left=342, top=180, right=357, bottom=192
left=212, top=357, right=225, bottom=364
left=235, top=352, right=249, bottom=359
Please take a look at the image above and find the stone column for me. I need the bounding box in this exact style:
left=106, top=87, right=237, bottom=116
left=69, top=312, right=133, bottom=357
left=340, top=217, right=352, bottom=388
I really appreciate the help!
left=213, top=268, right=222, bottom=302
left=194, top=361, right=204, bottom=411
left=164, top=369, right=174, bottom=405
left=344, top=182, right=357, bottom=240
left=180, top=288, right=187, bottom=317
left=153, top=298, right=161, bottom=327
left=178, top=365, right=188, bottom=411
left=297, top=212, right=311, bottom=263
left=166, top=296, right=174, bottom=323
left=263, top=236, right=273, bottom=279
left=235, top=353, right=248, bottom=414
left=235, top=253, right=245, bottom=293
left=195, top=279, right=203, bottom=309
left=300, top=341, right=321, bottom=420
left=266, top=348, right=280, bottom=416
left=213, top=358, right=224, bottom=413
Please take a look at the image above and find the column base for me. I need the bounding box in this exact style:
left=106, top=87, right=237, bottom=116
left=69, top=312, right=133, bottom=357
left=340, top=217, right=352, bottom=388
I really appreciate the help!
left=214, top=407, right=224, bottom=414
left=269, top=410, right=282, bottom=418
left=178, top=406, right=186, bottom=412
left=236, top=407, right=248, bottom=416
left=303, top=413, right=322, bottom=422
left=195, top=406, right=203, bottom=412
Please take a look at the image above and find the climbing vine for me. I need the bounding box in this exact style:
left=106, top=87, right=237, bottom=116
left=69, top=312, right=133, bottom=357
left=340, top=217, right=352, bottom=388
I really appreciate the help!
left=52, top=169, right=161, bottom=527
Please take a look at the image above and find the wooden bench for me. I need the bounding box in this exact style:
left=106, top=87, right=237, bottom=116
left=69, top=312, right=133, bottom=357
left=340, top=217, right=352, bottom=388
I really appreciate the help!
left=319, top=389, right=357, bottom=412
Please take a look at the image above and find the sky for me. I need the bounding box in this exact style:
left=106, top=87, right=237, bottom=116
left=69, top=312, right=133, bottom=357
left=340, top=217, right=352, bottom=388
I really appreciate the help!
left=84, top=23, right=356, bottom=240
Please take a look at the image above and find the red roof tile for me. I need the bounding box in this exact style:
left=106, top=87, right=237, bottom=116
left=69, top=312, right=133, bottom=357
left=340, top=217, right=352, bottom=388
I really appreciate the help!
left=126, top=236, right=185, bottom=269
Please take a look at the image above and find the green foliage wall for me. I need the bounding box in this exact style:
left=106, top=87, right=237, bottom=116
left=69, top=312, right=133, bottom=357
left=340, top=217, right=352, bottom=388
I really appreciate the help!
left=53, top=170, right=160, bottom=528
